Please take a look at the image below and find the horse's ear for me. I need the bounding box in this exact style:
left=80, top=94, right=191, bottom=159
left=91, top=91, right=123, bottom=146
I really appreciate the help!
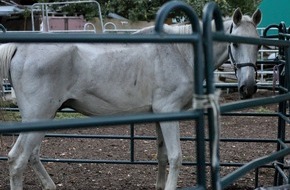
left=252, top=9, right=262, bottom=26
left=233, top=8, right=243, bottom=26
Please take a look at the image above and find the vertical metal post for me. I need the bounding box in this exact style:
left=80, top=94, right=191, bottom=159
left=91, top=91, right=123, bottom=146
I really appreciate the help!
left=130, top=124, right=135, bottom=162
left=202, top=2, right=224, bottom=190
left=274, top=28, right=290, bottom=186
left=274, top=62, right=286, bottom=185
left=195, top=111, right=206, bottom=189
left=255, top=168, right=259, bottom=188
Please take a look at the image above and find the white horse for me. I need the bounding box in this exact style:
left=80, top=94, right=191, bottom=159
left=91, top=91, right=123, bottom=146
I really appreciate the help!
left=0, top=8, right=261, bottom=190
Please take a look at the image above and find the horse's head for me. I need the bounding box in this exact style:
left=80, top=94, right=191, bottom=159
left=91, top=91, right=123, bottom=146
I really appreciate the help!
left=228, top=8, right=262, bottom=99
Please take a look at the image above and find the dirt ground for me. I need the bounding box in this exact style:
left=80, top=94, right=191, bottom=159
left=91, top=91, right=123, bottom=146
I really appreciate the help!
left=0, top=89, right=288, bottom=190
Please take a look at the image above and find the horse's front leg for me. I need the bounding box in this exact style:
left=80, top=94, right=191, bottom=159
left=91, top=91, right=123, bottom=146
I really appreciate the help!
left=155, top=122, right=168, bottom=190
left=160, top=121, right=182, bottom=190
left=8, top=132, right=56, bottom=190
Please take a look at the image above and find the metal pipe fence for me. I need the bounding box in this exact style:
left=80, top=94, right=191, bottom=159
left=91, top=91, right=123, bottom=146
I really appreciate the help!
left=1, top=1, right=290, bottom=189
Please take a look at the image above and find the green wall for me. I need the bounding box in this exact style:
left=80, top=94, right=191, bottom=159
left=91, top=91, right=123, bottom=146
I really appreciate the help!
left=258, top=0, right=290, bottom=27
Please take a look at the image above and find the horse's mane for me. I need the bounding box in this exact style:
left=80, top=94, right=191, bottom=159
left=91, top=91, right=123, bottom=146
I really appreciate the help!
left=134, top=13, right=255, bottom=35
left=134, top=19, right=227, bottom=35
left=133, top=23, right=195, bottom=35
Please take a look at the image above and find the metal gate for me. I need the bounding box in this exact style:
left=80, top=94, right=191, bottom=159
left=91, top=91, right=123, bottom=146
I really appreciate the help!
left=1, top=1, right=290, bottom=189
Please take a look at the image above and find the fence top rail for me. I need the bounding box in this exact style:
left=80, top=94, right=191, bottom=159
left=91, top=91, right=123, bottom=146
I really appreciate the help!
left=0, top=31, right=288, bottom=47
left=213, top=32, right=290, bottom=47
left=0, top=111, right=201, bottom=134
left=0, top=30, right=287, bottom=49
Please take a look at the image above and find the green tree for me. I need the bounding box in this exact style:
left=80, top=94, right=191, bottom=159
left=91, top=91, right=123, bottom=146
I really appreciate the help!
left=225, top=0, right=262, bottom=14
left=185, top=0, right=262, bottom=17
left=100, top=0, right=168, bottom=21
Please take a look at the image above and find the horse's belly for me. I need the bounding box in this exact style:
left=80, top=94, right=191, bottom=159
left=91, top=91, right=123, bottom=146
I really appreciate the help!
left=68, top=95, right=152, bottom=116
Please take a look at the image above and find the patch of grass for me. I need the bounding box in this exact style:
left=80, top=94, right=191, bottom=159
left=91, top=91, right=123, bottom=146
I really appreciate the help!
left=255, top=106, right=272, bottom=113
left=0, top=107, right=85, bottom=122
left=0, top=111, right=21, bottom=122
left=55, top=112, right=85, bottom=119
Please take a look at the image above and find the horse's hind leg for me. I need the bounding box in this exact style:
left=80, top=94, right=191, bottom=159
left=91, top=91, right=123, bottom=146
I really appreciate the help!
left=8, top=103, right=58, bottom=190
left=8, top=132, right=56, bottom=190
left=30, top=140, right=56, bottom=190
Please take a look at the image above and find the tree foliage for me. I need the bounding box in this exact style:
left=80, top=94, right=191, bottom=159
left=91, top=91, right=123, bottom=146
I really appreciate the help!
left=101, top=0, right=168, bottom=21
left=37, top=0, right=262, bottom=21
left=182, top=0, right=262, bottom=18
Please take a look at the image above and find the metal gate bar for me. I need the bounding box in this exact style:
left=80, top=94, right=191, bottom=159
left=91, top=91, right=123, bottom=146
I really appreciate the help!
left=219, top=22, right=290, bottom=189
left=0, top=1, right=207, bottom=189
left=1, top=1, right=290, bottom=189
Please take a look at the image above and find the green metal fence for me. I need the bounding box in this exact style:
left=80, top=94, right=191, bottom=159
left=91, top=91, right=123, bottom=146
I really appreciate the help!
left=0, top=1, right=290, bottom=189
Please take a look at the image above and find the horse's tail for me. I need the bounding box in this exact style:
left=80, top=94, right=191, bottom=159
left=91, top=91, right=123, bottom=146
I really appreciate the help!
left=0, top=44, right=17, bottom=146
left=0, top=43, right=17, bottom=85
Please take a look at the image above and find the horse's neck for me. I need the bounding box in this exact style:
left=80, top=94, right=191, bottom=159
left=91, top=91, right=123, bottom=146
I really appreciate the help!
left=170, top=21, right=232, bottom=69
left=213, top=19, right=233, bottom=69
left=213, top=41, right=229, bottom=69
left=172, top=20, right=233, bottom=69
left=163, top=25, right=194, bottom=68
left=135, top=22, right=233, bottom=69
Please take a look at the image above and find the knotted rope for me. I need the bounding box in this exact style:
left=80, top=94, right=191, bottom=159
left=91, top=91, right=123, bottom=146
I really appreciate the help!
left=193, top=90, right=221, bottom=171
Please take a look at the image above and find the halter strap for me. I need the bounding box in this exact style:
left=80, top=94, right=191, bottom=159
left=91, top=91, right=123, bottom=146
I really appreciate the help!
left=229, top=22, right=233, bottom=34
left=228, top=44, right=257, bottom=79
left=228, top=23, right=257, bottom=79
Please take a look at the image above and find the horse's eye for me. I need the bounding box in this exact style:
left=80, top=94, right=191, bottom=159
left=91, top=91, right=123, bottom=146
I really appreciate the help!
left=233, top=43, right=238, bottom=48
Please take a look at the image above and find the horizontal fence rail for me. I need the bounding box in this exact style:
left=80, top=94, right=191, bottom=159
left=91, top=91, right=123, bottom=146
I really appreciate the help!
left=0, top=1, right=208, bottom=190
left=1, top=1, right=290, bottom=190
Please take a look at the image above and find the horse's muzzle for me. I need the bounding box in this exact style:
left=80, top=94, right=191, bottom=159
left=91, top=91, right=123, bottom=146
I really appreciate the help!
left=239, top=84, right=258, bottom=99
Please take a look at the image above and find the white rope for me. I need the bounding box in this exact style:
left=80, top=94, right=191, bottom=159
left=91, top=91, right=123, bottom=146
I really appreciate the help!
left=192, top=89, right=221, bottom=189
left=272, top=63, right=284, bottom=94
left=209, top=90, right=221, bottom=173
left=192, top=90, right=220, bottom=110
